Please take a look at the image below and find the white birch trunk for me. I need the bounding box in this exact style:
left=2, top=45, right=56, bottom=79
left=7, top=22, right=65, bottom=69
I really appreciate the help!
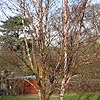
left=60, top=0, right=69, bottom=100
left=60, top=76, right=71, bottom=100
left=60, top=78, right=66, bottom=100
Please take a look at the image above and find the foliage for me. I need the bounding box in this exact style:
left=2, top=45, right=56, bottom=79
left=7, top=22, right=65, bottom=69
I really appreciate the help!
left=0, top=15, right=29, bottom=33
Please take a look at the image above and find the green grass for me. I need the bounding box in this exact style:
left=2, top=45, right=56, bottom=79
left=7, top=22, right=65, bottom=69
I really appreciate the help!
left=64, top=93, right=100, bottom=100
left=0, top=93, right=100, bottom=100
left=0, top=96, right=37, bottom=100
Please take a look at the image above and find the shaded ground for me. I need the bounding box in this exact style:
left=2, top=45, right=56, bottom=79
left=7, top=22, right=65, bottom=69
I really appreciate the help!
left=0, top=92, right=100, bottom=100
left=20, top=94, right=38, bottom=98
left=20, top=94, right=59, bottom=98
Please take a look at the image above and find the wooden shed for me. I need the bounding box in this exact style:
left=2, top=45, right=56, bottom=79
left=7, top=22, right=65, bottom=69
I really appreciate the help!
left=20, top=78, right=38, bottom=94
left=15, top=76, right=38, bottom=94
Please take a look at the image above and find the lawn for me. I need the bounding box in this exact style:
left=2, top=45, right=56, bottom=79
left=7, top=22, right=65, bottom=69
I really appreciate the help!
left=0, top=93, right=100, bottom=100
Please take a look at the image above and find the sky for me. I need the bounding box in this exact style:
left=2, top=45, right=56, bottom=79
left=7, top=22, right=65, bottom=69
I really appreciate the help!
left=0, top=0, right=100, bottom=36
left=91, top=0, right=100, bottom=4
left=0, top=0, right=100, bottom=21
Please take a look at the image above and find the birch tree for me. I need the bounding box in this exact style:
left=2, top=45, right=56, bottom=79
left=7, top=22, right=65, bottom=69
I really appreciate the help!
left=1, top=0, right=100, bottom=100
left=19, top=0, right=61, bottom=100
left=60, top=0, right=88, bottom=100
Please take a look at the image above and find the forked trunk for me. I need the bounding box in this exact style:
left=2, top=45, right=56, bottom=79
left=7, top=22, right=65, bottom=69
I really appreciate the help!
left=38, top=89, right=50, bottom=100
left=60, top=76, right=71, bottom=100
